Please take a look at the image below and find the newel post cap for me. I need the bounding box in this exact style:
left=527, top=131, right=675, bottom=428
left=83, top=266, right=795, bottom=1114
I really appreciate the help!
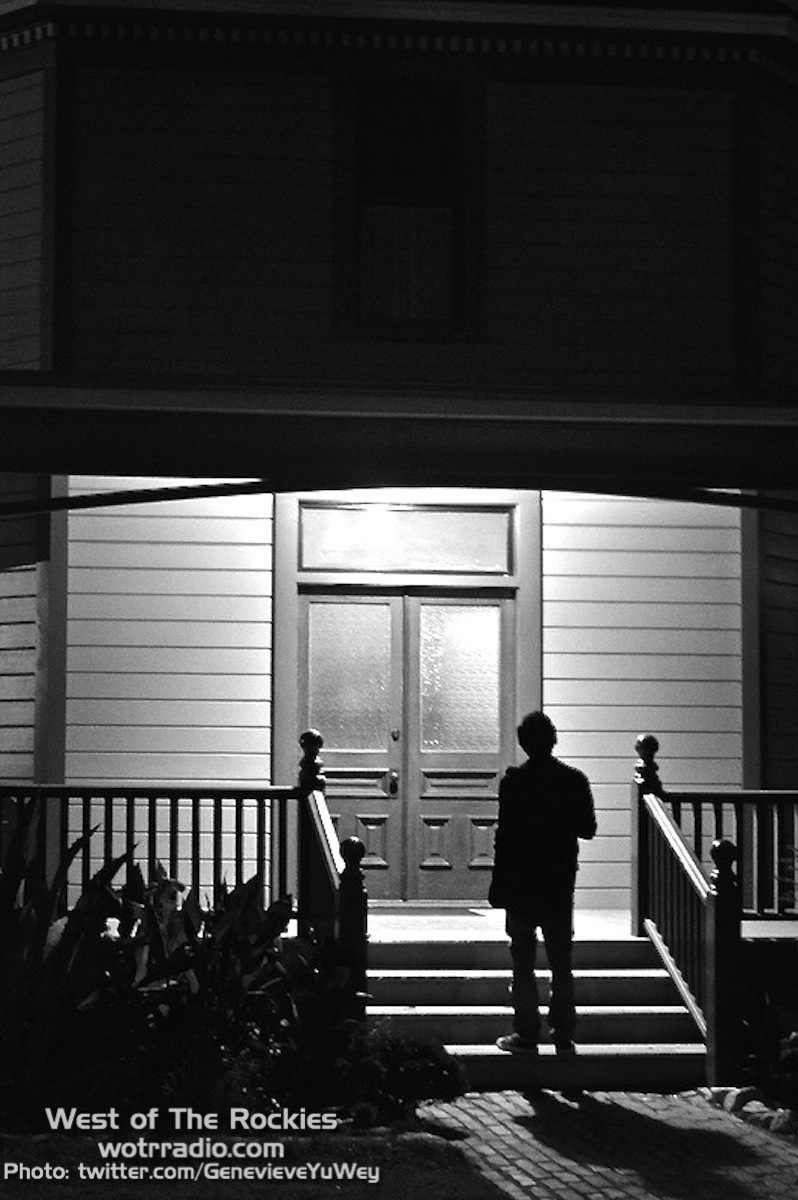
left=634, top=734, right=662, bottom=795
left=297, top=728, right=326, bottom=793
left=299, top=728, right=324, bottom=757
left=341, top=836, right=366, bottom=872
left=711, top=838, right=738, bottom=878
left=635, top=733, right=660, bottom=763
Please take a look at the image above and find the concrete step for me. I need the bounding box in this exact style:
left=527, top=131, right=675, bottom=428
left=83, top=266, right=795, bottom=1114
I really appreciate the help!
left=368, top=967, right=679, bottom=1007
left=367, top=932, right=708, bottom=1091
left=368, top=1004, right=701, bottom=1045
left=368, top=937, right=658, bottom=970
left=446, top=1042, right=707, bottom=1092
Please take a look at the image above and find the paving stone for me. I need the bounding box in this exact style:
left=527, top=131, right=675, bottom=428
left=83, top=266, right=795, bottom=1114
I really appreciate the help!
left=424, top=1089, right=798, bottom=1200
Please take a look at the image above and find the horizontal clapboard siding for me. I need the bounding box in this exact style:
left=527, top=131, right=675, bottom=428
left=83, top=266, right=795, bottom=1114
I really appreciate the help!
left=485, top=84, right=735, bottom=391
left=542, top=493, right=743, bottom=909
left=759, top=503, right=798, bottom=787
left=0, top=72, right=44, bottom=368
left=69, top=68, right=333, bottom=376
left=0, top=565, right=40, bottom=782
left=759, top=100, right=798, bottom=387
left=65, top=477, right=274, bottom=785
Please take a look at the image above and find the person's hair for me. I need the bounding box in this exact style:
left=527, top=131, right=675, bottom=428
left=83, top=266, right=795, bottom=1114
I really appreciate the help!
left=517, top=711, right=557, bottom=755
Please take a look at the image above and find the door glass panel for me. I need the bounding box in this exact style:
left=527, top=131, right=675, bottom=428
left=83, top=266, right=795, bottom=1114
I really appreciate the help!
left=308, top=602, right=391, bottom=750
left=420, top=604, right=500, bottom=752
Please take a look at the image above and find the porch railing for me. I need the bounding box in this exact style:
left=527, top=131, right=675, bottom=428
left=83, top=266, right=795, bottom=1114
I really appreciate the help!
left=0, top=780, right=296, bottom=908
left=0, top=729, right=367, bottom=1011
left=631, top=734, right=798, bottom=1083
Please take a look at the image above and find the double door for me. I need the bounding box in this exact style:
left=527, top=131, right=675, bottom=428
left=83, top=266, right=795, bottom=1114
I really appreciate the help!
left=301, top=591, right=515, bottom=900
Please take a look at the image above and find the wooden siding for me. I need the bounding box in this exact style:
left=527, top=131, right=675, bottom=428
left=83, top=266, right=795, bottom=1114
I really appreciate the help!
left=542, top=494, right=743, bottom=909
left=485, top=85, right=736, bottom=391
left=68, top=68, right=333, bottom=376
left=65, top=477, right=273, bottom=782
left=0, top=474, right=48, bottom=783
left=65, top=477, right=275, bottom=891
left=0, top=72, right=44, bottom=368
left=760, top=503, right=798, bottom=787
left=759, top=100, right=798, bottom=388
left=0, top=565, right=40, bottom=782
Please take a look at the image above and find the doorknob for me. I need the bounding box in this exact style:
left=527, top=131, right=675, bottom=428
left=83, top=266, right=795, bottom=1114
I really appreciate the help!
left=388, top=771, right=399, bottom=795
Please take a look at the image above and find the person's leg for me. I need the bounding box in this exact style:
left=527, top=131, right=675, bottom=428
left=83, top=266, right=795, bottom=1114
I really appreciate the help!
left=505, top=912, right=541, bottom=1044
left=541, top=901, right=576, bottom=1048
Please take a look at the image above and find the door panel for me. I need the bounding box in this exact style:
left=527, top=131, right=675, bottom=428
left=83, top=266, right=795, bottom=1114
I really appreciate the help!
left=409, top=597, right=512, bottom=900
left=301, top=591, right=513, bottom=900
left=301, top=594, right=403, bottom=898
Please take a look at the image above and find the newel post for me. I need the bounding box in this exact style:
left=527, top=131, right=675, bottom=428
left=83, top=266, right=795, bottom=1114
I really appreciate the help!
left=631, top=734, right=661, bottom=937
left=338, top=837, right=368, bottom=1021
left=298, top=728, right=326, bottom=798
left=705, top=838, right=743, bottom=1085
left=296, top=728, right=327, bottom=940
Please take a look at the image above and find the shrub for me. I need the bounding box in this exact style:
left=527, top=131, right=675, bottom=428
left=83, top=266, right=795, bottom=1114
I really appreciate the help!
left=0, top=797, right=464, bottom=1129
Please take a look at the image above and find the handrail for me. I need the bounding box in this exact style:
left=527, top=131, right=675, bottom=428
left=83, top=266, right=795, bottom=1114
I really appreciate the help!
left=294, top=730, right=368, bottom=1019
left=643, top=921, right=707, bottom=1037
left=633, top=734, right=743, bottom=1084
left=665, top=789, right=798, bottom=805
left=643, top=792, right=710, bottom=899
left=306, top=788, right=345, bottom=885
left=0, top=784, right=300, bottom=800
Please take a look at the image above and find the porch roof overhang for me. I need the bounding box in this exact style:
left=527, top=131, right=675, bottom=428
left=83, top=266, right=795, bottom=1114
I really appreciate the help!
left=1, top=377, right=797, bottom=499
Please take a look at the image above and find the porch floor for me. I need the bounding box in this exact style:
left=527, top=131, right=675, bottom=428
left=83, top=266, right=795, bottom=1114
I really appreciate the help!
left=363, top=906, right=798, bottom=942
left=367, top=906, right=633, bottom=942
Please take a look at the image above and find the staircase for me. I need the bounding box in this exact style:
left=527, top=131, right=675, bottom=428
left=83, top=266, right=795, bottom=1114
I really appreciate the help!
left=367, top=932, right=706, bottom=1091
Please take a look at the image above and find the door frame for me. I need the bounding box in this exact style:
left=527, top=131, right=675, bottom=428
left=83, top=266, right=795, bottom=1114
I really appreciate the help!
left=272, top=487, right=542, bottom=900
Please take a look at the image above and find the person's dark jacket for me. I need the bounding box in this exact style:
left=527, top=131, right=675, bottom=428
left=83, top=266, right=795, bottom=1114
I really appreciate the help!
left=488, top=755, right=597, bottom=916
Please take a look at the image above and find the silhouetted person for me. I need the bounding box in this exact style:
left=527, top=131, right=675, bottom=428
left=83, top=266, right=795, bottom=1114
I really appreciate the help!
left=489, top=711, right=597, bottom=1055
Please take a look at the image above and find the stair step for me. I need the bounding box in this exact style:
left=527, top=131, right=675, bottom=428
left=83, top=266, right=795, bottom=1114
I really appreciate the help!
left=367, top=931, right=706, bottom=1090
left=368, top=1004, right=701, bottom=1044
left=446, top=1042, right=706, bottom=1092
left=368, top=967, right=678, bottom=1006
left=368, top=938, right=658, bottom=969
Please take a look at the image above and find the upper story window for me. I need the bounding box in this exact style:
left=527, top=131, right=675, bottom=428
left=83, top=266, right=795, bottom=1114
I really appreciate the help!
left=354, top=79, right=465, bottom=330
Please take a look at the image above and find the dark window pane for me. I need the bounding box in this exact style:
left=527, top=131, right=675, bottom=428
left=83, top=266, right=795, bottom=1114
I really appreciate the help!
left=360, top=204, right=455, bottom=324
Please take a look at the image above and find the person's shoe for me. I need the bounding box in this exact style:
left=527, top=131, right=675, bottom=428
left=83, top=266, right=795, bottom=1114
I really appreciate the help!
left=555, top=1041, right=577, bottom=1059
left=496, top=1034, right=539, bottom=1055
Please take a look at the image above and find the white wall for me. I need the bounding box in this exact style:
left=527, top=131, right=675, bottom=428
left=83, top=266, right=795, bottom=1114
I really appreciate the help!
left=0, top=564, right=40, bottom=782
left=65, top=476, right=274, bottom=892
left=543, top=492, right=743, bottom=909
left=62, top=482, right=744, bottom=910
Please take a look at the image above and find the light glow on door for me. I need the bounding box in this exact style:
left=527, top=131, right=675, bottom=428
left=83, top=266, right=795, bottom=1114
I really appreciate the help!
left=420, top=604, right=500, bottom=752
left=307, top=601, right=391, bottom=750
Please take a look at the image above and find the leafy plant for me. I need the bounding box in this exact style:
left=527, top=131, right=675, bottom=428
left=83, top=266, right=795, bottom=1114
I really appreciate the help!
left=0, top=796, right=136, bottom=1115
left=0, top=797, right=464, bottom=1131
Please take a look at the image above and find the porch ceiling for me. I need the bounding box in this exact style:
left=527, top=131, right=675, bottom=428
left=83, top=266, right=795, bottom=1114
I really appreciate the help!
left=1, top=379, right=797, bottom=492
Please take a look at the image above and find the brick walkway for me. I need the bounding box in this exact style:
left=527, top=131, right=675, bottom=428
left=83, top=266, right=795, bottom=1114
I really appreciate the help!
left=424, top=1090, right=798, bottom=1200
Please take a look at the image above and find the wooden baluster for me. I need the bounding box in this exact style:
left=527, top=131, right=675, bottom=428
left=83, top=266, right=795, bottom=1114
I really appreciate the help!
left=705, top=838, right=742, bottom=1085
left=631, top=734, right=661, bottom=937
left=338, top=836, right=368, bottom=1021
left=693, top=800, right=703, bottom=865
